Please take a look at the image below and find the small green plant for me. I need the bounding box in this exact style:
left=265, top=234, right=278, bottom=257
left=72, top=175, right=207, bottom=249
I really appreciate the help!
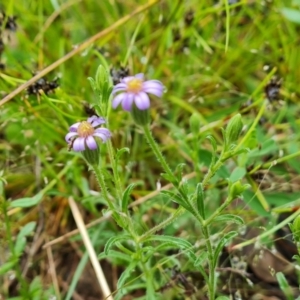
left=61, top=63, right=250, bottom=299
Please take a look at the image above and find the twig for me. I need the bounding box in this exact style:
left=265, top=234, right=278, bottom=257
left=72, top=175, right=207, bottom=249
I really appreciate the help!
left=0, top=0, right=160, bottom=107
left=46, top=243, right=61, bottom=300
left=68, top=197, right=113, bottom=300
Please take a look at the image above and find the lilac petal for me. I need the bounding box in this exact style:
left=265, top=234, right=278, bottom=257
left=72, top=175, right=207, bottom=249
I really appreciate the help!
left=143, top=80, right=163, bottom=90
left=94, top=128, right=111, bottom=138
left=112, top=86, right=127, bottom=94
left=89, top=116, right=106, bottom=127
left=121, top=76, right=135, bottom=84
left=65, top=132, right=78, bottom=142
left=88, top=115, right=104, bottom=125
left=69, top=122, right=81, bottom=132
left=88, top=115, right=97, bottom=123
left=143, top=87, right=163, bottom=97
left=86, top=136, right=97, bottom=150
left=94, top=132, right=109, bottom=142
left=112, top=83, right=127, bottom=94
left=135, top=73, right=144, bottom=80
left=112, top=93, right=126, bottom=109
left=73, top=137, right=86, bottom=152
left=122, top=93, right=134, bottom=111
left=134, top=92, right=150, bottom=110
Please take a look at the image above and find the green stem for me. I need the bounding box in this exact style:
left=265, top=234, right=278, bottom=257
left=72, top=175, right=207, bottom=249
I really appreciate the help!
left=91, top=165, right=115, bottom=212
left=143, top=125, right=176, bottom=183
left=91, top=165, right=125, bottom=228
left=249, top=150, right=300, bottom=174
left=139, top=207, right=185, bottom=242
left=202, top=158, right=224, bottom=188
left=204, top=195, right=233, bottom=226
left=91, top=165, right=138, bottom=238
left=236, top=100, right=266, bottom=151
left=136, top=244, right=156, bottom=296
left=232, top=208, right=300, bottom=250
left=202, top=225, right=216, bottom=300
left=106, top=140, right=123, bottom=206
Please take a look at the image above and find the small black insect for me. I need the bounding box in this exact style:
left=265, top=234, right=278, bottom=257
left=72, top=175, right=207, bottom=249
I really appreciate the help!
left=83, top=102, right=98, bottom=117
left=265, top=78, right=282, bottom=102
left=172, top=28, right=181, bottom=42
left=110, top=66, right=129, bottom=85
left=67, top=136, right=76, bottom=151
left=0, top=11, right=17, bottom=31
left=184, top=9, right=194, bottom=27
left=27, top=78, right=59, bottom=95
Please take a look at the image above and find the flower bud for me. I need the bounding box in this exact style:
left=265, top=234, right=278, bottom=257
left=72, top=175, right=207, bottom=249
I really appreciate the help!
left=229, top=180, right=250, bottom=199
left=225, top=114, right=243, bottom=146
left=189, top=113, right=201, bottom=136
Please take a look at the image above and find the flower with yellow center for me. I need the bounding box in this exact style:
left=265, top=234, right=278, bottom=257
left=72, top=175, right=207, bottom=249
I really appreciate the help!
left=65, top=116, right=111, bottom=152
left=77, top=121, right=95, bottom=138
left=127, top=78, right=143, bottom=93
left=112, top=73, right=164, bottom=111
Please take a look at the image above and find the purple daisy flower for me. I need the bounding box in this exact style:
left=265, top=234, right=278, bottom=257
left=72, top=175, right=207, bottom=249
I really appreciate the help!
left=112, top=73, right=164, bottom=111
left=65, top=116, right=111, bottom=152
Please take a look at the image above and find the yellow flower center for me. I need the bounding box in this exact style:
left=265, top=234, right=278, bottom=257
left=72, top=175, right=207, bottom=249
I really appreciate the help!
left=77, top=121, right=94, bottom=137
left=127, top=78, right=143, bottom=93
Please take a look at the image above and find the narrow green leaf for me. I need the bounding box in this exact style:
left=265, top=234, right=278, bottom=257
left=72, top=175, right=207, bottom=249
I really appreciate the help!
left=117, top=261, right=137, bottom=291
left=29, top=276, right=43, bottom=295
left=214, top=214, right=244, bottom=225
left=15, top=222, right=36, bottom=256
left=213, top=231, right=238, bottom=268
left=161, top=173, right=178, bottom=185
left=206, top=135, right=217, bottom=153
left=276, top=272, right=294, bottom=300
left=116, top=147, right=130, bottom=162
left=122, top=183, right=137, bottom=213
left=87, top=77, right=96, bottom=92
left=10, top=193, right=43, bottom=208
left=98, top=250, right=131, bottom=262
left=174, top=163, right=186, bottom=182
left=179, top=179, right=189, bottom=195
left=141, top=246, right=155, bottom=263
left=19, top=221, right=36, bottom=237
left=221, top=128, right=228, bottom=150
left=15, top=237, right=26, bottom=257
left=144, top=235, right=196, bottom=262
left=104, top=235, right=132, bottom=255
left=160, top=190, right=194, bottom=213
left=194, top=251, right=208, bottom=267
left=233, top=147, right=250, bottom=156
left=216, top=296, right=231, bottom=300
left=196, top=183, right=205, bottom=218
left=206, top=135, right=217, bottom=164
left=0, top=260, right=17, bottom=275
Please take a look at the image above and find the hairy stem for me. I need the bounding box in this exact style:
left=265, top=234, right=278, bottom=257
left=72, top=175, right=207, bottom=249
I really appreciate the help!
left=106, top=140, right=123, bottom=207
left=202, top=225, right=216, bottom=300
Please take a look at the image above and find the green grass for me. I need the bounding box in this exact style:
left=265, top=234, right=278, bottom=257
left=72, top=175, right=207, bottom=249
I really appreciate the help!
left=1, top=0, right=300, bottom=299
